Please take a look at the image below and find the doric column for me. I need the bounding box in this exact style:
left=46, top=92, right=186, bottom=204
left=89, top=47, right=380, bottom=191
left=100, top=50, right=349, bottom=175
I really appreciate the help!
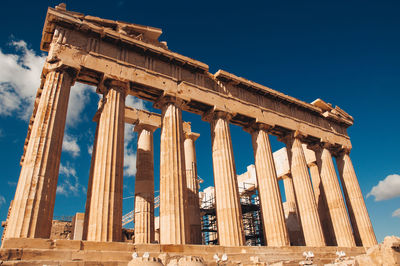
left=207, top=111, right=244, bottom=246
left=183, top=124, right=202, bottom=244
left=308, top=161, right=336, bottom=246
left=336, top=149, right=377, bottom=247
left=283, top=175, right=297, bottom=212
left=4, top=68, right=76, bottom=240
left=282, top=175, right=304, bottom=246
left=249, top=125, right=289, bottom=246
left=82, top=106, right=100, bottom=240
left=284, top=132, right=325, bottom=246
left=86, top=80, right=126, bottom=242
left=134, top=123, right=157, bottom=244
left=158, top=97, right=188, bottom=244
left=313, top=144, right=355, bottom=247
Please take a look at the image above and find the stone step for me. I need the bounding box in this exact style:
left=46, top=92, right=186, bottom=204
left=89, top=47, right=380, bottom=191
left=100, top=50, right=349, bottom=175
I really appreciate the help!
left=0, top=248, right=359, bottom=266
left=0, top=238, right=368, bottom=266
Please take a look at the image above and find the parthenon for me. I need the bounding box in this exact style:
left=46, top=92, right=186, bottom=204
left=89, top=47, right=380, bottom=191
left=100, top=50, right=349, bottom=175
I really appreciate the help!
left=0, top=3, right=380, bottom=265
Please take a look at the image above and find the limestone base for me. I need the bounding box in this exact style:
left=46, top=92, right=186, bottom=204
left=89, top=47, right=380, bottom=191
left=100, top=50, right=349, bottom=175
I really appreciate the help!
left=0, top=238, right=367, bottom=265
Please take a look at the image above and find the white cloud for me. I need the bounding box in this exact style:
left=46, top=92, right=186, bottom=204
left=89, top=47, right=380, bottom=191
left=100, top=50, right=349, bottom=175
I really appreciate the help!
left=367, top=174, right=400, bottom=201
left=62, top=133, right=80, bottom=157
left=122, top=97, right=148, bottom=177
left=124, top=123, right=137, bottom=177
left=57, top=163, right=85, bottom=197
left=0, top=40, right=45, bottom=119
left=7, top=181, right=16, bottom=187
left=393, top=208, right=400, bottom=218
left=126, top=95, right=146, bottom=110
left=0, top=39, right=96, bottom=128
left=0, top=40, right=150, bottom=180
left=59, top=163, right=77, bottom=177
left=0, top=195, right=5, bottom=206
left=88, top=144, right=93, bottom=155
left=66, top=83, right=95, bottom=127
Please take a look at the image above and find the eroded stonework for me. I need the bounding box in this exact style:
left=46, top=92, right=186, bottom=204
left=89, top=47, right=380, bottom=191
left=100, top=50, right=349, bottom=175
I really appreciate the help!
left=0, top=3, right=384, bottom=265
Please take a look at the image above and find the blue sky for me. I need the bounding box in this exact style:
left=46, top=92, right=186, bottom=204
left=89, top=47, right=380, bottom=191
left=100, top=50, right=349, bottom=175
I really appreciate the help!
left=0, top=0, right=399, bottom=244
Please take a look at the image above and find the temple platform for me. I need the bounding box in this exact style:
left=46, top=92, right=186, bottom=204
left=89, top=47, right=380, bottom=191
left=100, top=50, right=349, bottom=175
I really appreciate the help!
left=0, top=238, right=367, bottom=265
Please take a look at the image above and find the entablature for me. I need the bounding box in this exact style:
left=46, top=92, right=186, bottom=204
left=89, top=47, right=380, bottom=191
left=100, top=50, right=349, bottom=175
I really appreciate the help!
left=40, top=4, right=354, bottom=150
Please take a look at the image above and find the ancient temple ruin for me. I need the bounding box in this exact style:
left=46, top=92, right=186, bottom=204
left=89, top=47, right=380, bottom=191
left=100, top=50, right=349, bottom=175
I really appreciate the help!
left=0, top=3, right=379, bottom=265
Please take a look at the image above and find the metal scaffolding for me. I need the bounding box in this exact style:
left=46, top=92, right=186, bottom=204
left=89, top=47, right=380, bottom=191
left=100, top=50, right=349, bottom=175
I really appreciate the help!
left=200, top=183, right=265, bottom=246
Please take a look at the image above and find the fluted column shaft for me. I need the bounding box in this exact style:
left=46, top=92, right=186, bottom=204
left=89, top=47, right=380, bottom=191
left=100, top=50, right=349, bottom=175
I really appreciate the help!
left=159, top=100, right=188, bottom=244
left=286, top=135, right=325, bottom=246
left=134, top=125, right=156, bottom=244
left=283, top=175, right=297, bottom=212
left=83, top=117, right=100, bottom=241
left=315, top=146, right=355, bottom=247
left=184, top=132, right=202, bottom=244
left=4, top=69, right=74, bottom=240
left=210, top=111, right=244, bottom=246
left=87, top=85, right=125, bottom=242
left=336, top=151, right=377, bottom=247
left=308, top=162, right=336, bottom=246
left=282, top=175, right=304, bottom=246
left=251, top=127, right=289, bottom=246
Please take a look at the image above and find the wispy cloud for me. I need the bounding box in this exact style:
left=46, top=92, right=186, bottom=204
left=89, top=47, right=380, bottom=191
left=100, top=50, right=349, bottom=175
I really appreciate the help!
left=126, top=95, right=146, bottom=110
left=0, top=195, right=5, bottom=206
left=124, top=123, right=137, bottom=177
left=392, top=208, right=400, bottom=218
left=88, top=144, right=93, bottom=155
left=7, top=181, right=16, bottom=187
left=0, top=40, right=45, bottom=119
left=0, top=39, right=96, bottom=128
left=0, top=39, right=149, bottom=189
left=66, top=83, right=96, bottom=127
left=57, top=163, right=85, bottom=197
left=367, top=174, right=400, bottom=201
left=62, top=133, right=80, bottom=157
left=123, top=96, right=148, bottom=177
left=59, top=163, right=77, bottom=177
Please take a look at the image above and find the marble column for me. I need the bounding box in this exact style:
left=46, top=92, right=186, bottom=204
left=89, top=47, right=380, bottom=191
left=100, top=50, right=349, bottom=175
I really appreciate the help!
left=134, top=124, right=156, bottom=244
left=284, top=133, right=325, bottom=246
left=308, top=162, right=336, bottom=246
left=250, top=126, right=289, bottom=246
left=209, top=111, right=244, bottom=246
left=4, top=68, right=75, bottom=240
left=159, top=97, right=188, bottom=244
left=336, top=150, right=377, bottom=247
left=314, top=144, right=355, bottom=247
left=283, top=175, right=297, bottom=213
left=282, top=175, right=304, bottom=246
left=82, top=110, right=100, bottom=241
left=87, top=81, right=126, bottom=242
left=184, top=129, right=202, bottom=244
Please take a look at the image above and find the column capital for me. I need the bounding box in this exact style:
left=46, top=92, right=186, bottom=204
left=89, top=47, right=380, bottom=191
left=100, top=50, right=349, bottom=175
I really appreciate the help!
left=97, top=76, right=128, bottom=95
left=184, top=131, right=200, bottom=141
left=335, top=146, right=352, bottom=157
left=105, top=78, right=128, bottom=95
left=153, top=94, right=186, bottom=110
left=201, top=108, right=234, bottom=122
left=279, top=130, right=307, bottom=146
left=42, top=62, right=79, bottom=83
left=308, top=141, right=337, bottom=152
left=183, top=122, right=200, bottom=141
left=281, top=173, right=292, bottom=180
left=243, top=121, right=273, bottom=134
left=307, top=161, right=318, bottom=168
left=134, top=123, right=158, bottom=133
